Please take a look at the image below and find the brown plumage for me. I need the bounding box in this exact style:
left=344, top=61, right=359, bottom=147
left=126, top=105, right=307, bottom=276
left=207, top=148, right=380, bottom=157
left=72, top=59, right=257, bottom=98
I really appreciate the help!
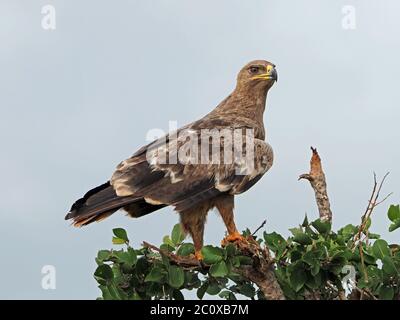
left=66, top=60, right=277, bottom=259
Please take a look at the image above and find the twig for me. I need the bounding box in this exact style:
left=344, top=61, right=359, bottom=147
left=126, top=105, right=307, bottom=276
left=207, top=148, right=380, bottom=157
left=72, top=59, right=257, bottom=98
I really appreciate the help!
left=252, top=220, right=267, bottom=236
left=142, top=241, right=202, bottom=269
left=299, top=147, right=332, bottom=222
left=351, top=286, right=378, bottom=300
left=353, top=172, right=391, bottom=248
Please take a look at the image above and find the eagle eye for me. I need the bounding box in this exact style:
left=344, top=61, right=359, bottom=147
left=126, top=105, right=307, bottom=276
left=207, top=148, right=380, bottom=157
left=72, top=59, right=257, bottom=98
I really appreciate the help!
left=249, top=66, right=259, bottom=74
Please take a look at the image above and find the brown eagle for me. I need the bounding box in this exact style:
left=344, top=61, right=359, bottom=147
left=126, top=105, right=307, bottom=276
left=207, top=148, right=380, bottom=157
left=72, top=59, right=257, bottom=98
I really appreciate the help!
left=66, top=60, right=277, bottom=260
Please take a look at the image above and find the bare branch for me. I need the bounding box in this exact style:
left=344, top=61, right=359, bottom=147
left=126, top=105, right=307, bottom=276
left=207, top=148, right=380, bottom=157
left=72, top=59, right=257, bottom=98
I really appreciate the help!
left=252, top=219, right=267, bottom=236
left=353, top=172, right=390, bottom=247
left=299, top=147, right=332, bottom=222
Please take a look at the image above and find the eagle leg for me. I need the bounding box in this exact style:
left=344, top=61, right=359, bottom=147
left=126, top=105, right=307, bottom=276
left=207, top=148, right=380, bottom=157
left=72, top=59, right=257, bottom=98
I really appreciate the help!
left=179, top=206, right=208, bottom=261
left=215, top=195, right=246, bottom=246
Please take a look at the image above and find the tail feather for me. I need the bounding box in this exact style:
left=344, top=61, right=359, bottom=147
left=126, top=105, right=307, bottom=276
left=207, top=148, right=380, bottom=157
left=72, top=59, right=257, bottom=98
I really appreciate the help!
left=66, top=181, right=165, bottom=226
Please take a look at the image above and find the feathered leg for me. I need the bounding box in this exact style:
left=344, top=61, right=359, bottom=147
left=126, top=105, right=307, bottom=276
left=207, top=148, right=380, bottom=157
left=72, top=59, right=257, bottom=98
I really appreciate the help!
left=215, top=195, right=245, bottom=246
left=179, top=205, right=208, bottom=260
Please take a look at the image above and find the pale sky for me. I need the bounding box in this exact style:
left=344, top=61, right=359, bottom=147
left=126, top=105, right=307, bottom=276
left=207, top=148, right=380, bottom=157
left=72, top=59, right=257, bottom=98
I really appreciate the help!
left=0, top=0, right=399, bottom=299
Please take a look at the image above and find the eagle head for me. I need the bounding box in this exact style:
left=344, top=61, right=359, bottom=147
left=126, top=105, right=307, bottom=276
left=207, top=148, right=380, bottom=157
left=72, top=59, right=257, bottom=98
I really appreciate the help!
left=236, top=60, right=277, bottom=91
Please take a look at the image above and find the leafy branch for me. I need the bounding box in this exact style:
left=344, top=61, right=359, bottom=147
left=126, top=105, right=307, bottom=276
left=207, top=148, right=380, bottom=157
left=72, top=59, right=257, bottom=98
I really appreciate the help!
left=93, top=148, right=400, bottom=300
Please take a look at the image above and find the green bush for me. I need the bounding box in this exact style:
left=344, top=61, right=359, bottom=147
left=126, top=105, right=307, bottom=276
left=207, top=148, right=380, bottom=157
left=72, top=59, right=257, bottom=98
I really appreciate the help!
left=94, top=204, right=400, bottom=300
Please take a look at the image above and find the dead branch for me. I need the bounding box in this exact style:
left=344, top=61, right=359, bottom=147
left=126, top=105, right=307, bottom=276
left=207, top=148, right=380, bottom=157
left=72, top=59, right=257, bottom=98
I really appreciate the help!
left=252, top=219, right=266, bottom=236
left=233, top=237, right=285, bottom=300
left=352, top=172, right=391, bottom=247
left=299, top=147, right=332, bottom=222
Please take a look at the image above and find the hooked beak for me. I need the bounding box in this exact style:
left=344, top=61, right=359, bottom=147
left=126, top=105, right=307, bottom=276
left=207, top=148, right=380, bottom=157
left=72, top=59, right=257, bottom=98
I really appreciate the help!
left=251, top=65, right=278, bottom=82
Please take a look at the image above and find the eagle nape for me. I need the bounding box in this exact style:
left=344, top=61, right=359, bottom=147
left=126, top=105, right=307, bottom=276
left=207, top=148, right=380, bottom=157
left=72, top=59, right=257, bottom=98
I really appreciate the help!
left=66, top=60, right=277, bottom=261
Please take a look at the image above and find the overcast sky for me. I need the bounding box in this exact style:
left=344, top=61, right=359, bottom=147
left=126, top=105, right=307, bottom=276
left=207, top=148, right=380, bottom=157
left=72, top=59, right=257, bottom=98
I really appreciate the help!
left=0, top=0, right=399, bottom=299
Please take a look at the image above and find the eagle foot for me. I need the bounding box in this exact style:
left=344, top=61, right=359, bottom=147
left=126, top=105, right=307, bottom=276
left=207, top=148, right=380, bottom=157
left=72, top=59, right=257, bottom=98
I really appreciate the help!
left=194, top=250, right=204, bottom=261
left=221, top=231, right=246, bottom=247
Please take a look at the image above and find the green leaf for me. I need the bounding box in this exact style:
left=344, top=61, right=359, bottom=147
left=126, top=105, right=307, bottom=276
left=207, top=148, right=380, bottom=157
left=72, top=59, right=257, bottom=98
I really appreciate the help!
left=231, top=256, right=241, bottom=267
left=302, top=214, right=309, bottom=227
left=219, top=290, right=236, bottom=300
left=368, top=233, right=381, bottom=239
left=372, top=239, right=390, bottom=260
left=306, top=272, right=322, bottom=289
left=237, top=255, right=253, bottom=265
left=177, top=243, right=195, bottom=257
left=184, top=272, right=200, bottom=289
left=302, top=251, right=317, bottom=266
left=365, top=265, right=382, bottom=287
left=97, top=250, right=111, bottom=261
left=389, top=219, right=400, bottom=232
left=128, top=247, right=138, bottom=264
left=129, top=291, right=142, bottom=300
left=236, top=283, right=255, bottom=298
left=197, top=282, right=208, bottom=299
left=168, top=265, right=185, bottom=289
left=162, top=235, right=175, bottom=248
left=160, top=243, right=175, bottom=252
left=289, top=264, right=307, bottom=292
left=338, top=224, right=358, bottom=242
left=146, top=282, right=163, bottom=297
left=311, top=263, right=320, bottom=276
left=338, top=224, right=358, bottom=235
left=206, top=282, right=220, bottom=295
left=225, top=243, right=237, bottom=257
left=201, top=246, right=224, bottom=264
left=171, top=224, right=186, bottom=246
left=365, top=217, right=372, bottom=230
left=112, top=228, right=129, bottom=242
left=311, top=219, right=331, bottom=234
left=290, top=228, right=312, bottom=245
left=145, top=267, right=165, bottom=283
left=172, top=289, right=185, bottom=300
left=112, top=237, right=126, bottom=245
left=107, top=282, right=127, bottom=300
left=330, top=253, right=348, bottom=274
left=379, top=285, right=394, bottom=300
left=135, top=257, right=150, bottom=275
left=302, top=251, right=320, bottom=276
left=263, top=232, right=286, bottom=253
left=289, top=250, right=303, bottom=262
left=382, top=256, right=399, bottom=276
left=113, top=249, right=137, bottom=266
left=209, top=261, right=229, bottom=278
left=94, top=264, right=113, bottom=281
left=388, top=204, right=400, bottom=222
left=363, top=252, right=377, bottom=265
left=99, top=285, right=113, bottom=300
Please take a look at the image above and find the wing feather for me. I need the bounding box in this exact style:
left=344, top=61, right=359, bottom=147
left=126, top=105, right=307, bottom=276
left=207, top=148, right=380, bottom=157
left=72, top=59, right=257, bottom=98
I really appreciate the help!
left=109, top=124, right=273, bottom=211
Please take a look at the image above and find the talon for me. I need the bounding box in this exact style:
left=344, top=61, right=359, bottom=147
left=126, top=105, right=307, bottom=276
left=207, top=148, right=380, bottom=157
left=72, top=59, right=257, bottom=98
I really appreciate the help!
left=194, top=250, right=204, bottom=261
left=221, top=231, right=245, bottom=246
